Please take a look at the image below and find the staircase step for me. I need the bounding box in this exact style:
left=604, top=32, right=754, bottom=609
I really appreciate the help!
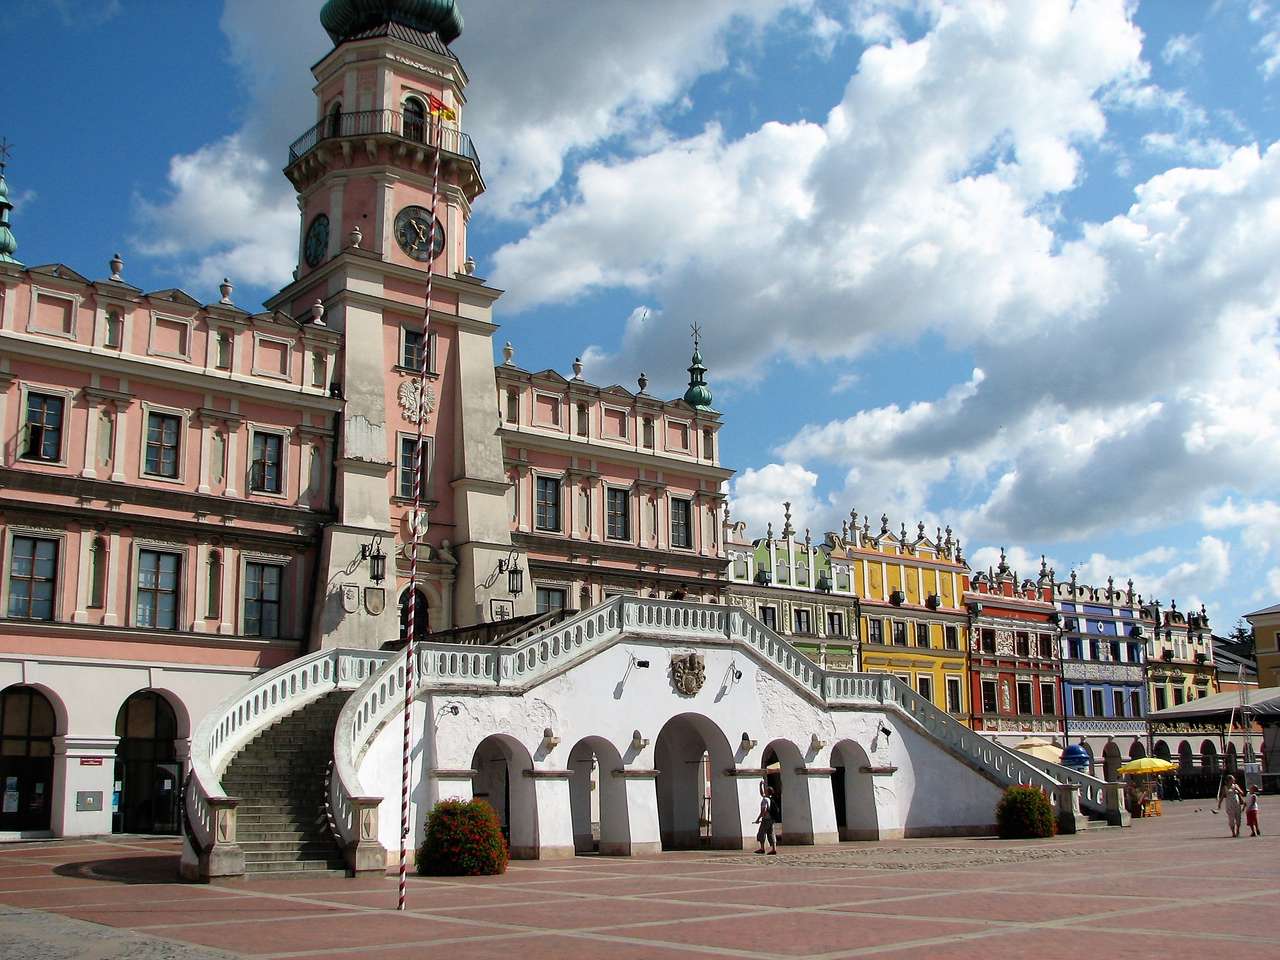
left=243, top=858, right=347, bottom=873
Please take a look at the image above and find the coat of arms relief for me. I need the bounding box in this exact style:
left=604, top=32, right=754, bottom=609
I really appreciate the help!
left=670, top=653, right=706, bottom=696
left=398, top=378, right=437, bottom=423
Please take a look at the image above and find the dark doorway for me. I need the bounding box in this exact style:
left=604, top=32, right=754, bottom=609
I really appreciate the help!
left=113, top=692, right=180, bottom=835
left=0, top=686, right=56, bottom=832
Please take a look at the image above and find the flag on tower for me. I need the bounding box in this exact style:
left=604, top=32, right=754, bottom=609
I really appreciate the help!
left=427, top=94, right=456, bottom=121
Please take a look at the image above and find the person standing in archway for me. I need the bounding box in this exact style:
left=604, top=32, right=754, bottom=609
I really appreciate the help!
left=754, top=782, right=777, bottom=855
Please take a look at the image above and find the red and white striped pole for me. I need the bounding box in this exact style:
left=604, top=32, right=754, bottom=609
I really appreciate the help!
left=399, top=114, right=444, bottom=912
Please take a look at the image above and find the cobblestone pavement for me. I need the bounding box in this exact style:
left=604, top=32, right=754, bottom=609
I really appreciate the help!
left=2, top=804, right=1276, bottom=959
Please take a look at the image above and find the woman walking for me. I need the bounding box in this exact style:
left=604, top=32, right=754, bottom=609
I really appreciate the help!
left=1217, top=774, right=1245, bottom=837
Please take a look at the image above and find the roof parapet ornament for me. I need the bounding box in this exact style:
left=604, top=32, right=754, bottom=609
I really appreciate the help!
left=109, top=253, right=124, bottom=282
left=781, top=501, right=794, bottom=539
left=310, top=299, right=326, bottom=325
left=880, top=513, right=889, bottom=536
left=502, top=341, right=515, bottom=366
left=637, top=371, right=648, bottom=393
left=572, top=357, right=583, bottom=380
left=219, top=277, right=234, bottom=305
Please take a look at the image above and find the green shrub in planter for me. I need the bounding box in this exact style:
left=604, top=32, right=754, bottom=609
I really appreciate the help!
left=995, top=785, right=1056, bottom=839
left=418, top=798, right=508, bottom=876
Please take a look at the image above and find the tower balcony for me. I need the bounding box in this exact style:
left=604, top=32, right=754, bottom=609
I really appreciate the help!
left=285, top=110, right=483, bottom=197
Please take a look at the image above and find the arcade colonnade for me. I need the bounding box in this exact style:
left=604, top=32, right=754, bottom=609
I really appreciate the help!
left=0, top=660, right=257, bottom=837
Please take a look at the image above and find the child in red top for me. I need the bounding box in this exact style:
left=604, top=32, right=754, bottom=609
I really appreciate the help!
left=1246, top=787, right=1261, bottom=837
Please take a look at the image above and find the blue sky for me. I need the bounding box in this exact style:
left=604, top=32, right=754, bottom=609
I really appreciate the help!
left=8, top=0, right=1280, bottom=628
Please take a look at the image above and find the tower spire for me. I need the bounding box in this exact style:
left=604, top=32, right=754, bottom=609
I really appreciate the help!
left=0, top=139, right=20, bottom=266
left=683, top=322, right=713, bottom=410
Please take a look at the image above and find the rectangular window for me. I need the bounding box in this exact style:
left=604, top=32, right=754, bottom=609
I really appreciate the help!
left=1130, top=691, right=1141, bottom=717
left=144, top=412, right=181, bottom=478
left=643, top=418, right=654, bottom=449
left=915, top=622, right=929, bottom=647
left=576, top=403, right=589, bottom=437
left=917, top=675, right=933, bottom=704
left=702, top=428, right=714, bottom=459
left=606, top=488, right=629, bottom=540
left=535, top=476, right=562, bottom=532
left=827, top=612, right=843, bottom=637
left=1173, top=687, right=1185, bottom=705
left=1109, top=640, right=1121, bottom=662
left=7, top=536, right=57, bottom=621
left=981, top=628, right=996, bottom=654
left=946, top=676, right=962, bottom=714
left=23, top=392, right=64, bottom=462
left=944, top=625, right=959, bottom=650
left=250, top=431, right=284, bottom=494
left=1037, top=633, right=1053, bottom=658
left=398, top=436, right=430, bottom=500
left=402, top=329, right=424, bottom=370
left=867, top=619, right=883, bottom=644
left=981, top=680, right=998, bottom=714
left=1068, top=637, right=1083, bottom=659
left=794, top=608, right=812, bottom=634
left=888, top=621, right=903, bottom=646
left=760, top=606, right=777, bottom=631
left=670, top=498, right=692, bottom=549
left=1015, top=632, right=1030, bottom=657
left=1127, top=642, right=1142, bottom=663
left=1113, top=689, right=1125, bottom=718
left=243, top=562, right=282, bottom=639
left=1088, top=638, right=1100, bottom=660
left=1155, top=687, right=1167, bottom=711
left=505, top=389, right=519, bottom=424
left=136, top=549, right=181, bottom=630
left=1017, top=681, right=1033, bottom=715
left=535, top=587, right=566, bottom=615
left=1072, top=688, right=1086, bottom=717
left=1040, top=682, right=1056, bottom=715
left=1091, top=689, right=1105, bottom=717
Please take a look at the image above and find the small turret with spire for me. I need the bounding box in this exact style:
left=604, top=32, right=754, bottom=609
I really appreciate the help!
left=682, top=322, right=714, bottom=410
left=0, top=140, right=21, bottom=267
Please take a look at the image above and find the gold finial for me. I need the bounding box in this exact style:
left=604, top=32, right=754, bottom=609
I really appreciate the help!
left=690, top=321, right=703, bottom=352
left=0, top=138, right=12, bottom=172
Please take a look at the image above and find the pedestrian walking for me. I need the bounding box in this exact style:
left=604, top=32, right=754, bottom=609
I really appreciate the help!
left=1217, top=774, right=1245, bottom=837
left=754, top=782, right=777, bottom=855
left=1167, top=774, right=1182, bottom=802
left=1246, top=786, right=1261, bottom=837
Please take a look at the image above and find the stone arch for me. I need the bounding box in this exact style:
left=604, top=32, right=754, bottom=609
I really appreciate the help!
left=1177, top=740, right=1194, bottom=772
left=1081, top=740, right=1095, bottom=777
left=0, top=685, right=59, bottom=833
left=326, top=99, right=342, bottom=138
left=1225, top=742, right=1238, bottom=772
left=654, top=713, right=741, bottom=850
left=114, top=690, right=184, bottom=835
left=1154, top=740, right=1172, bottom=762
left=403, top=95, right=426, bottom=142
left=567, top=736, right=630, bottom=855
left=763, top=738, right=813, bottom=845
left=1128, top=740, right=1146, bottom=760
left=470, top=734, right=538, bottom=859
left=400, top=587, right=429, bottom=641
left=1200, top=739, right=1218, bottom=774
left=831, top=739, right=878, bottom=841
left=1102, top=740, right=1122, bottom=782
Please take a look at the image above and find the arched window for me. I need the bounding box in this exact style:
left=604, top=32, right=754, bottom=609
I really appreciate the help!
left=399, top=587, right=429, bottom=641
left=404, top=97, right=426, bottom=143
left=326, top=101, right=342, bottom=139
left=0, top=686, right=56, bottom=832
left=114, top=692, right=180, bottom=835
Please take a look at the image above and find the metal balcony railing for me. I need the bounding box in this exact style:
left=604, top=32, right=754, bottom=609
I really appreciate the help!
left=287, top=109, right=480, bottom=167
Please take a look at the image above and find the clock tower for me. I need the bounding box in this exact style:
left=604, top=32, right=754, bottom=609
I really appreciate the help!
left=267, top=0, right=532, bottom=648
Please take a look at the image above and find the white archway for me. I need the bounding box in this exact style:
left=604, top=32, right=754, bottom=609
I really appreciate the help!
left=470, top=734, right=538, bottom=859
left=568, top=736, right=631, bottom=855
left=763, top=738, right=812, bottom=845
left=831, top=739, right=878, bottom=841
left=654, top=713, right=741, bottom=850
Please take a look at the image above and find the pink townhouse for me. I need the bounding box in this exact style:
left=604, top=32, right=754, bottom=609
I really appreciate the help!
left=496, top=343, right=733, bottom=612
left=0, top=251, right=339, bottom=838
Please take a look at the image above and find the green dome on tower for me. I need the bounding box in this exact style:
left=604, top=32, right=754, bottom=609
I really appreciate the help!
left=683, top=334, right=714, bottom=411
left=0, top=169, right=20, bottom=266
left=320, top=0, right=463, bottom=46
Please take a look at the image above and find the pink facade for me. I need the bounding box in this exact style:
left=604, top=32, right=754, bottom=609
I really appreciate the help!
left=497, top=363, right=731, bottom=611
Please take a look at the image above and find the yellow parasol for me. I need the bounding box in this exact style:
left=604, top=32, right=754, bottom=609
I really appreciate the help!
left=1116, top=757, right=1176, bottom=776
left=1013, top=737, right=1063, bottom=763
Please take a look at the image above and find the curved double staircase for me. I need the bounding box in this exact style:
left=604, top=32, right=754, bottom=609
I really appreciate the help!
left=184, top=598, right=1123, bottom=881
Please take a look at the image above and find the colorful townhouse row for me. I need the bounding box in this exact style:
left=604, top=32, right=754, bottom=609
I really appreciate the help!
left=726, top=514, right=1247, bottom=781
left=0, top=0, right=1257, bottom=841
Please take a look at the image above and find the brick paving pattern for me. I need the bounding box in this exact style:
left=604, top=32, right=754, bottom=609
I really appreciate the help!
left=0, top=804, right=1275, bottom=959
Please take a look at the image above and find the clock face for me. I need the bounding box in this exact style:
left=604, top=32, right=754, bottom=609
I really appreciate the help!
left=304, top=214, right=329, bottom=268
left=395, top=205, right=446, bottom=262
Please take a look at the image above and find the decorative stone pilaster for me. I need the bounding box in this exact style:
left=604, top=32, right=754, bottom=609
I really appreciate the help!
left=346, top=796, right=389, bottom=875
left=202, top=797, right=245, bottom=879
left=1055, top=782, right=1086, bottom=835
left=1103, top=781, right=1131, bottom=827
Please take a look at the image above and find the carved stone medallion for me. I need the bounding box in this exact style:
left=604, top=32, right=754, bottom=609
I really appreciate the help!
left=398, top=378, right=437, bottom=423
left=670, top=653, right=706, bottom=696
